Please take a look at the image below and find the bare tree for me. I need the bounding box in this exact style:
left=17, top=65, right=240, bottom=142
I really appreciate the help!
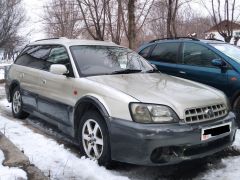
left=106, top=0, right=124, bottom=44
left=148, top=0, right=192, bottom=38
left=127, top=0, right=136, bottom=49
left=119, top=0, right=154, bottom=49
left=43, top=0, right=83, bottom=38
left=148, top=0, right=168, bottom=38
left=3, top=35, right=25, bottom=60
left=0, top=0, right=25, bottom=48
left=202, top=0, right=238, bottom=42
left=75, top=0, right=153, bottom=48
left=76, top=0, right=108, bottom=41
left=176, top=6, right=212, bottom=38
left=166, top=0, right=177, bottom=38
left=165, top=0, right=193, bottom=38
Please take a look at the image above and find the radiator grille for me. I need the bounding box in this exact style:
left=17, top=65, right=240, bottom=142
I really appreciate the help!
left=185, top=104, right=228, bottom=123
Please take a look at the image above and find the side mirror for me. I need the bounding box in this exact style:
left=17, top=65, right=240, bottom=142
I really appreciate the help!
left=49, top=64, right=68, bottom=75
left=211, top=59, right=226, bottom=68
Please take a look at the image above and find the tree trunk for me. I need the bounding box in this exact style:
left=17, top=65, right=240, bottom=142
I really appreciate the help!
left=224, top=36, right=232, bottom=43
left=234, top=37, right=240, bottom=45
left=167, top=0, right=173, bottom=38
left=128, top=0, right=136, bottom=49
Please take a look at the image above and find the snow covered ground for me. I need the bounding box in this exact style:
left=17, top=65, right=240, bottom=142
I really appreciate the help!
left=0, top=150, right=27, bottom=180
left=0, top=63, right=11, bottom=80
left=1, top=95, right=240, bottom=179
left=0, top=69, right=4, bottom=80
left=0, top=99, right=129, bottom=180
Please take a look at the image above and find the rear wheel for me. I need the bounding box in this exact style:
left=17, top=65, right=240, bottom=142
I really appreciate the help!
left=11, top=86, right=29, bottom=119
left=78, top=110, right=111, bottom=166
left=233, top=96, right=240, bottom=128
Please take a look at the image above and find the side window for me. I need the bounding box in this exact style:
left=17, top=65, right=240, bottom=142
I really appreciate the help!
left=139, top=45, right=153, bottom=58
left=149, top=43, right=179, bottom=63
left=15, top=46, right=51, bottom=70
left=183, top=43, right=220, bottom=67
left=46, top=46, right=74, bottom=77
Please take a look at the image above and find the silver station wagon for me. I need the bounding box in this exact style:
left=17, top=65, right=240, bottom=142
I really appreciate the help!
left=5, top=38, right=237, bottom=166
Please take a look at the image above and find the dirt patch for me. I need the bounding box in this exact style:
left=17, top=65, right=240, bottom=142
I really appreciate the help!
left=0, top=132, right=48, bottom=180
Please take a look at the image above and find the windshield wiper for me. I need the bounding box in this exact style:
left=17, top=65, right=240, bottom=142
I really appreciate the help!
left=111, top=69, right=142, bottom=74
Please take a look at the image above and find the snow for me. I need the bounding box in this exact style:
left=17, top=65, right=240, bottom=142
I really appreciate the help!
left=0, top=63, right=11, bottom=80
left=200, top=131, right=240, bottom=179
left=0, top=150, right=27, bottom=180
left=0, top=63, right=11, bottom=67
left=0, top=100, right=129, bottom=180
left=0, top=69, right=4, bottom=80
left=1, top=95, right=240, bottom=179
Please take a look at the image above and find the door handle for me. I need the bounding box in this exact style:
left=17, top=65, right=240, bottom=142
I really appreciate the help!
left=41, top=79, right=47, bottom=84
left=19, top=73, right=24, bottom=78
left=179, top=71, right=186, bottom=74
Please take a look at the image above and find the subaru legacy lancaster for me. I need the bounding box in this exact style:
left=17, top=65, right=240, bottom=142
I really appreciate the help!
left=5, top=38, right=237, bottom=166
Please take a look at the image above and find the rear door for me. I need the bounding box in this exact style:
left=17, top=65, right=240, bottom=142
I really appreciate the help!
left=14, top=45, right=51, bottom=111
left=177, top=42, right=229, bottom=93
left=146, top=42, right=180, bottom=76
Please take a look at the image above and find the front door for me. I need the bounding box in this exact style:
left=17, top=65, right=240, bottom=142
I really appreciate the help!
left=147, top=42, right=180, bottom=76
left=37, top=46, right=76, bottom=126
left=177, top=42, right=229, bottom=94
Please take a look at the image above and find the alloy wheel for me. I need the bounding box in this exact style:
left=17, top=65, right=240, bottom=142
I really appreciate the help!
left=82, top=119, right=104, bottom=159
left=13, top=90, right=21, bottom=114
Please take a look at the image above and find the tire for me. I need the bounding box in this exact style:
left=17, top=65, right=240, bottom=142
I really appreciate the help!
left=78, top=110, right=111, bottom=166
left=233, top=96, right=240, bottom=128
left=11, top=86, right=29, bottom=119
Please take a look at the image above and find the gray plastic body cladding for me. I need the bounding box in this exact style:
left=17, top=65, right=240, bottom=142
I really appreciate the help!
left=109, top=112, right=237, bottom=166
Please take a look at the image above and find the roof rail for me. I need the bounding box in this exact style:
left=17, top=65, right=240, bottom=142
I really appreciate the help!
left=149, top=37, right=200, bottom=43
left=205, top=38, right=224, bottom=42
left=35, top=37, right=68, bottom=42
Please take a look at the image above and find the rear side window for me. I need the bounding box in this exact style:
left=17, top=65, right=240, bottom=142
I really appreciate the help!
left=183, top=43, right=220, bottom=67
left=149, top=43, right=179, bottom=63
left=15, top=46, right=51, bottom=70
left=139, top=45, right=153, bottom=58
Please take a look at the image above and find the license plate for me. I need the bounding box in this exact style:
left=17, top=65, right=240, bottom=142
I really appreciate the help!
left=201, top=122, right=231, bottom=141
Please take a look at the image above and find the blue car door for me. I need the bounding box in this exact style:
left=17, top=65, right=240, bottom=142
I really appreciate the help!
left=146, top=42, right=181, bottom=76
left=176, top=42, right=229, bottom=94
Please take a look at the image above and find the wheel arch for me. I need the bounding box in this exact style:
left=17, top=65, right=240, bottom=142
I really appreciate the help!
left=231, top=90, right=240, bottom=108
left=73, top=95, right=111, bottom=138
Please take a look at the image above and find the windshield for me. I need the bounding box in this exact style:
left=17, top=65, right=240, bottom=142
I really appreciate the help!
left=211, top=43, right=240, bottom=63
left=70, top=45, right=155, bottom=76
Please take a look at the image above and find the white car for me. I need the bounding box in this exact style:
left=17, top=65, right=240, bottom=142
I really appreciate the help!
left=5, top=38, right=237, bottom=166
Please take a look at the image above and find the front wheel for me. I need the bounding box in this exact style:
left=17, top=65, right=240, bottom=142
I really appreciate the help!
left=11, top=86, right=29, bottom=119
left=78, top=111, right=111, bottom=166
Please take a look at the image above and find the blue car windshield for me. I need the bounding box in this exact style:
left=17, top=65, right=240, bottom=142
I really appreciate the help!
left=211, top=43, right=240, bottom=63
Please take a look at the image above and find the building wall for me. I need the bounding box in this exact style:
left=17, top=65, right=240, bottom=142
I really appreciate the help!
left=206, top=30, right=240, bottom=46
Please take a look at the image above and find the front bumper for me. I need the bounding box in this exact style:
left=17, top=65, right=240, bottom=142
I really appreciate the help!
left=109, top=112, right=237, bottom=166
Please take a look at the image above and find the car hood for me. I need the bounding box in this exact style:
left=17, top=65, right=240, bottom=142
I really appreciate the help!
left=86, top=73, right=227, bottom=119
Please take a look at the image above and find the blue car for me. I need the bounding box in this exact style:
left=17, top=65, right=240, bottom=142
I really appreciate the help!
left=138, top=38, right=240, bottom=123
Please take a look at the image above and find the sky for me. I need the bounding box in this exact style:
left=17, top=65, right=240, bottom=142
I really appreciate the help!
left=21, top=0, right=48, bottom=42
left=20, top=0, right=238, bottom=43
left=20, top=0, right=209, bottom=43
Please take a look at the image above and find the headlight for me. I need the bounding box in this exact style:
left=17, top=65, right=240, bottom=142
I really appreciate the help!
left=129, top=103, right=179, bottom=123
